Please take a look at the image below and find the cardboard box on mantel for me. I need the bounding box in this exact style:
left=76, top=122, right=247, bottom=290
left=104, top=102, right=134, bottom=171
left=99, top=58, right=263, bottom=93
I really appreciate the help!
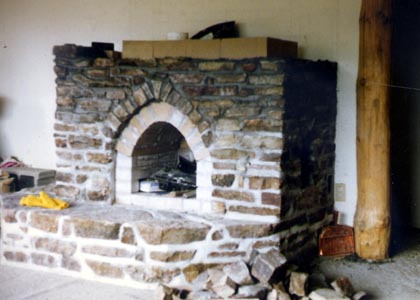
left=122, top=37, right=297, bottom=60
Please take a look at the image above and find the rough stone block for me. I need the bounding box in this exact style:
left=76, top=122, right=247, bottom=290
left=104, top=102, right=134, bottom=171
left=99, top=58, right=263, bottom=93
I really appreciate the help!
left=210, top=149, right=255, bottom=160
left=223, top=261, right=253, bottom=285
left=215, top=119, right=240, bottom=131
left=34, top=237, right=77, bottom=257
left=308, top=288, right=350, bottom=300
left=182, top=264, right=218, bottom=283
left=86, top=260, right=123, bottom=278
left=30, top=212, right=60, bottom=233
left=62, top=257, right=81, bottom=272
left=250, top=249, right=287, bottom=284
left=198, top=62, right=235, bottom=71
left=71, top=217, right=121, bottom=240
left=125, top=265, right=180, bottom=283
left=82, top=245, right=132, bottom=258
left=31, top=253, right=57, bottom=267
left=135, top=220, right=210, bottom=245
left=289, top=271, right=308, bottom=297
left=121, top=226, right=136, bottom=245
left=331, top=277, right=354, bottom=297
left=208, top=268, right=237, bottom=299
left=223, top=221, right=275, bottom=238
left=150, top=250, right=196, bottom=262
left=229, top=205, right=280, bottom=217
left=236, top=284, right=268, bottom=300
left=3, top=251, right=28, bottom=262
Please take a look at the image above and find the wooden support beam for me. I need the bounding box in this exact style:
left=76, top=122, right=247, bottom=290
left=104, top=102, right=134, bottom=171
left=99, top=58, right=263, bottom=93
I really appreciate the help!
left=354, top=0, right=392, bottom=260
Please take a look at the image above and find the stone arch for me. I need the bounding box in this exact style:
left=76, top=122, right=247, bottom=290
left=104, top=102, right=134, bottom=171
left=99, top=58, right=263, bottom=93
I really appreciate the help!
left=115, top=102, right=209, bottom=161
left=114, top=101, right=213, bottom=212
left=106, top=79, right=194, bottom=138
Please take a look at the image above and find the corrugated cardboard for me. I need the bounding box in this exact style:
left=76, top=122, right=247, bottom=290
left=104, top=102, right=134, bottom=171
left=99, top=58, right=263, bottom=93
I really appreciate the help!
left=123, top=37, right=297, bottom=59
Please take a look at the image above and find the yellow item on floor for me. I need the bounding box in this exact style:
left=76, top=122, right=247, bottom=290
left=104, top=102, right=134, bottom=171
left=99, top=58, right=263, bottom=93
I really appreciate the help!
left=20, top=191, right=69, bottom=210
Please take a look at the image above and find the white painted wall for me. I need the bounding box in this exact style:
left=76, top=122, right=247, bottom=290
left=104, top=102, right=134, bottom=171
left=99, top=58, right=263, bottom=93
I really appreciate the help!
left=0, top=0, right=360, bottom=225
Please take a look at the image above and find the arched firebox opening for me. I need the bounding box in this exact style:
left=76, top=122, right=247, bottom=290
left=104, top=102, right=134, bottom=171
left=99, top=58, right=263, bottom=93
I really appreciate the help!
left=133, top=121, right=196, bottom=196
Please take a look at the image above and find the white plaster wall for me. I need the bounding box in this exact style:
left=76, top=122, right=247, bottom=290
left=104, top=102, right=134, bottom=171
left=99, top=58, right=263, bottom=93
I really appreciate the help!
left=0, top=0, right=360, bottom=225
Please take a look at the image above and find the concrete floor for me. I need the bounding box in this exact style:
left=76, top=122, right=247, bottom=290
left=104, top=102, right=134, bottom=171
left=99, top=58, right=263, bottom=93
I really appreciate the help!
left=314, top=228, right=420, bottom=300
left=0, top=264, right=157, bottom=300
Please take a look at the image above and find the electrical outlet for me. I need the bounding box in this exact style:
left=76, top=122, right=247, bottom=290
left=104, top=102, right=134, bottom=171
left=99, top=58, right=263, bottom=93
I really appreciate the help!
left=335, top=183, right=346, bottom=202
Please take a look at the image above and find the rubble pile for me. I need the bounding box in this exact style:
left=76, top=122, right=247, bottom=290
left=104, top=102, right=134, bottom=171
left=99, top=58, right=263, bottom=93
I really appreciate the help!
left=158, top=249, right=367, bottom=300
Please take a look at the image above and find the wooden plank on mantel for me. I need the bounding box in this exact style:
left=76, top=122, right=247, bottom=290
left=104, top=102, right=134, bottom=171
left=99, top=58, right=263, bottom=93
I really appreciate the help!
left=122, top=37, right=297, bottom=59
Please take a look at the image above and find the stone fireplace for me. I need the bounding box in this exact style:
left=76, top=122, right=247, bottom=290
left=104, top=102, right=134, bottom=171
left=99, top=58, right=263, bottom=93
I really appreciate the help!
left=1, top=42, right=337, bottom=288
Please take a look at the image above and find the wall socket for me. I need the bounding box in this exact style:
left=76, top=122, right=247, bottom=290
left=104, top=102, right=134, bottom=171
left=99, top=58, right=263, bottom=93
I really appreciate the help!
left=334, top=183, right=346, bottom=202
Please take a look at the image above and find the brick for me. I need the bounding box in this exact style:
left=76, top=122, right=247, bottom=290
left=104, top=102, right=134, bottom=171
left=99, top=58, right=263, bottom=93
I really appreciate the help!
left=242, top=63, right=258, bottom=72
left=93, top=58, right=115, bottom=67
left=215, top=119, right=240, bottom=131
left=260, top=61, right=279, bottom=71
left=208, top=251, right=246, bottom=258
left=243, top=119, right=282, bottom=132
left=249, top=177, right=280, bottom=190
left=255, top=86, right=283, bottom=96
left=56, top=97, right=74, bottom=108
left=249, top=74, right=284, bottom=85
left=86, top=153, right=113, bottom=164
left=262, top=193, right=281, bottom=206
left=242, top=136, right=283, bottom=150
left=225, top=106, right=260, bottom=118
left=86, top=68, right=108, bottom=78
left=68, top=135, right=102, bottom=149
left=183, top=86, right=237, bottom=97
left=198, top=62, right=235, bottom=71
left=54, top=184, right=80, bottom=200
left=212, top=201, right=227, bottom=214
left=133, top=87, right=148, bottom=106
left=213, top=74, right=246, bottom=83
left=106, top=90, right=126, bottom=100
left=170, top=73, right=204, bottom=84
left=212, top=174, right=235, bottom=187
left=210, top=149, right=255, bottom=160
left=229, top=205, right=280, bottom=217
left=78, top=99, right=112, bottom=112
left=212, top=189, right=254, bottom=202
left=223, top=222, right=275, bottom=238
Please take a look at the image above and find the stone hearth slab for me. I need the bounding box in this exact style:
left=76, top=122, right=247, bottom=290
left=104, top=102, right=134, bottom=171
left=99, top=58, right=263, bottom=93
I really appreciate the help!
left=0, top=190, right=280, bottom=288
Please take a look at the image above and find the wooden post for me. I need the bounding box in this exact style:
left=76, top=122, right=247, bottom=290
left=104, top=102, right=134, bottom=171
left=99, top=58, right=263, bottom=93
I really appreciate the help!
left=354, top=0, right=392, bottom=260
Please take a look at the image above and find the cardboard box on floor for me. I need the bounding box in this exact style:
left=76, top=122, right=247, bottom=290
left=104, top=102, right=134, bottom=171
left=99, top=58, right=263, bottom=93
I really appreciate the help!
left=122, top=37, right=298, bottom=59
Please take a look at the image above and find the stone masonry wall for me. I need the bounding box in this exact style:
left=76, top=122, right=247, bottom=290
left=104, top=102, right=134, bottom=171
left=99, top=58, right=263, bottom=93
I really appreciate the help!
left=52, top=43, right=337, bottom=261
